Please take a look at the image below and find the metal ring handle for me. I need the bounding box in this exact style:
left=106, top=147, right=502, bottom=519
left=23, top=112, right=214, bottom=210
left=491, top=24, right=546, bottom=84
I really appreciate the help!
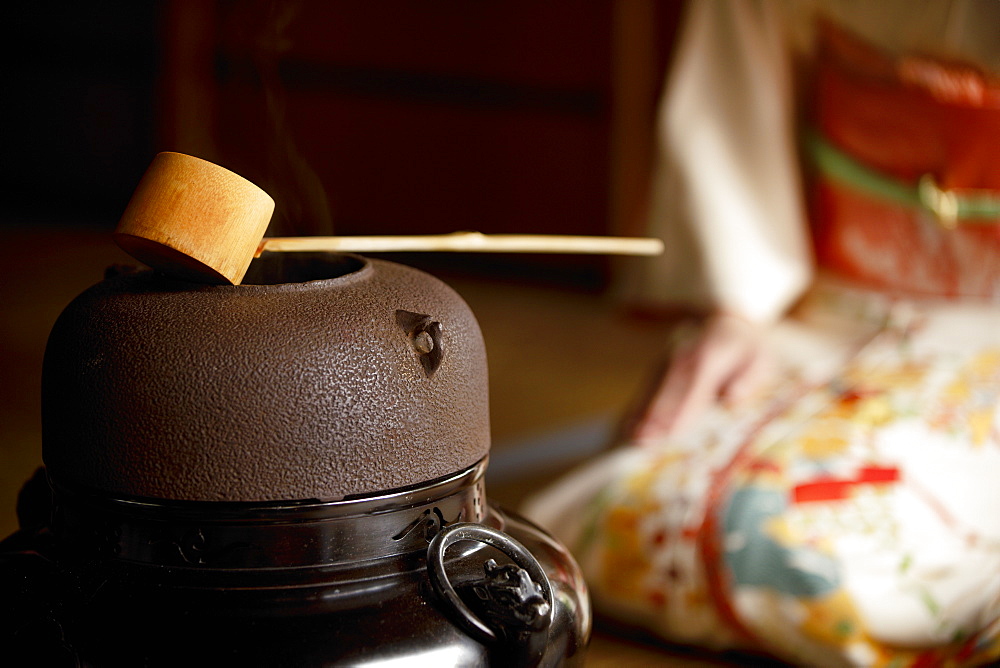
left=427, top=522, right=553, bottom=645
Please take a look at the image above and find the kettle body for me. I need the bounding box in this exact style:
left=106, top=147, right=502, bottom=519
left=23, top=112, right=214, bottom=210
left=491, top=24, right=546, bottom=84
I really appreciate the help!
left=1, top=253, right=590, bottom=665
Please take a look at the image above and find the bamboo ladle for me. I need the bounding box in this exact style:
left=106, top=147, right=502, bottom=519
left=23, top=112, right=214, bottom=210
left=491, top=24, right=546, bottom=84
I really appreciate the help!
left=114, top=152, right=664, bottom=285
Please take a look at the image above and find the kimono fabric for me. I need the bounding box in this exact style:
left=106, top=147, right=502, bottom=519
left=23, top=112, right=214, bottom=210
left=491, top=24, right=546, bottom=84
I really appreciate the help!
left=524, top=285, right=1000, bottom=666
left=524, top=5, right=1000, bottom=666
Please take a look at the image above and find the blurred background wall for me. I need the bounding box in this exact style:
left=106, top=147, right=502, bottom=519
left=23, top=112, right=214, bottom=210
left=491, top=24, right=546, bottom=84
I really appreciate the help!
left=3, top=0, right=683, bottom=288
left=0, top=2, right=687, bottom=542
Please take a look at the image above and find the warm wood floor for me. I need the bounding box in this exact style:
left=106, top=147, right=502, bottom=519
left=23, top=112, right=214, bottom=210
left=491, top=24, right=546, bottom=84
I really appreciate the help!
left=0, top=223, right=755, bottom=666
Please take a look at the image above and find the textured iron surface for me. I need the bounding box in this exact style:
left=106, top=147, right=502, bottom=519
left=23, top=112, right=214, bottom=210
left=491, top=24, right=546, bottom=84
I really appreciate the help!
left=41, top=254, right=490, bottom=502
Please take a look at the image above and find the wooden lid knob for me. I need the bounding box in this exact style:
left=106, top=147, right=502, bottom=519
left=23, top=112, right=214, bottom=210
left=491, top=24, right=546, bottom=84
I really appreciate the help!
left=113, top=152, right=275, bottom=284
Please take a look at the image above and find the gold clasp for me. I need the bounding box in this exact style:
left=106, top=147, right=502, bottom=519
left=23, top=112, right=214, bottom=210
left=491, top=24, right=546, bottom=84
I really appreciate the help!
left=918, top=174, right=959, bottom=229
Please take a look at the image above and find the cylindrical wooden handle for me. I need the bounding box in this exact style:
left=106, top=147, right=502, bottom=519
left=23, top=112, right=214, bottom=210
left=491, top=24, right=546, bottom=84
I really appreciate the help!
left=113, top=152, right=275, bottom=284
left=258, top=232, right=664, bottom=256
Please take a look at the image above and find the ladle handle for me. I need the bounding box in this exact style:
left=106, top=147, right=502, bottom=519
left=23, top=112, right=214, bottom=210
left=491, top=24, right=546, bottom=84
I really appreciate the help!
left=257, top=232, right=663, bottom=257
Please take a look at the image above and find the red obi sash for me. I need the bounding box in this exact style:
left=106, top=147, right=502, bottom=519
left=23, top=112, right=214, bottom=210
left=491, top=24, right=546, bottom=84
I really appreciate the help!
left=808, top=20, right=1000, bottom=299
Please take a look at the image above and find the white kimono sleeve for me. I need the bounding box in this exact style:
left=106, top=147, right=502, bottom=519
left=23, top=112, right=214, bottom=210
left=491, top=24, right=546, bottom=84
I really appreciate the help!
left=618, top=0, right=814, bottom=323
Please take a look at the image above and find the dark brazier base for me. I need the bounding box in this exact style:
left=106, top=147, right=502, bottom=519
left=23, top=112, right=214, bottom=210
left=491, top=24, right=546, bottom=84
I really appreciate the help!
left=0, top=461, right=590, bottom=666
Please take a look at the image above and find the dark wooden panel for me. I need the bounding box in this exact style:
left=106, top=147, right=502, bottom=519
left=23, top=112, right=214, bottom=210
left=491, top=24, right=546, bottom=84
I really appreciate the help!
left=2, top=4, right=160, bottom=224
left=217, top=87, right=607, bottom=235
left=217, top=1, right=613, bottom=90
left=194, top=2, right=618, bottom=285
